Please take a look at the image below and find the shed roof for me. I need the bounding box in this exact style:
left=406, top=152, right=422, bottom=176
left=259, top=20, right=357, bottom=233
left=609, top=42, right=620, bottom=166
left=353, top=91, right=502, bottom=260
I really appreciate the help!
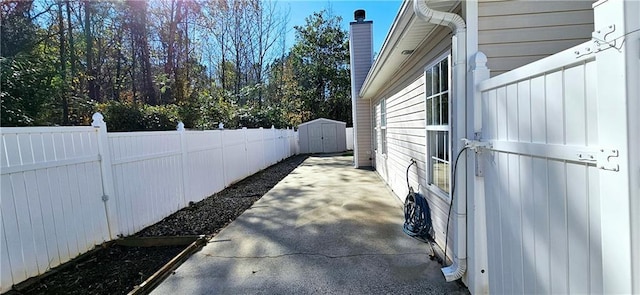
left=359, top=0, right=460, bottom=100
left=298, top=118, right=347, bottom=127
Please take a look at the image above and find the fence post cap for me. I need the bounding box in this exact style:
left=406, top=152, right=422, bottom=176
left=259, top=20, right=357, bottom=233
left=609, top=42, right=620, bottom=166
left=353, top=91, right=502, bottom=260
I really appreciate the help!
left=271, top=125, right=275, bottom=129
left=91, top=112, right=105, bottom=127
left=218, top=122, right=224, bottom=130
left=177, top=122, right=185, bottom=131
left=471, top=51, right=488, bottom=71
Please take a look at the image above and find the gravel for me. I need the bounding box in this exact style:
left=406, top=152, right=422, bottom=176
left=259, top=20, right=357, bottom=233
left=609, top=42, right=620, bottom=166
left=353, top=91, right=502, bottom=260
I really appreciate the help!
left=7, top=155, right=308, bottom=295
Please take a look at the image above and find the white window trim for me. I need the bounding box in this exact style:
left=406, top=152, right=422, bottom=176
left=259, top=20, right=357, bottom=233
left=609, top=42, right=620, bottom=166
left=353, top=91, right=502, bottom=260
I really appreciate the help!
left=380, top=98, right=387, bottom=156
left=373, top=105, right=378, bottom=153
left=424, top=53, right=452, bottom=200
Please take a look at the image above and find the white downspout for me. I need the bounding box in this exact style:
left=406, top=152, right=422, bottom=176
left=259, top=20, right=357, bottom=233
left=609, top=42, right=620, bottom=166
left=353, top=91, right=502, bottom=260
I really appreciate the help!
left=413, top=0, right=467, bottom=282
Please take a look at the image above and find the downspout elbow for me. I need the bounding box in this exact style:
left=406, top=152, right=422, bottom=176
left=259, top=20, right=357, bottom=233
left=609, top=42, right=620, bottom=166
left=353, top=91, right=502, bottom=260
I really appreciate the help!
left=442, top=257, right=467, bottom=282
left=413, top=0, right=466, bottom=34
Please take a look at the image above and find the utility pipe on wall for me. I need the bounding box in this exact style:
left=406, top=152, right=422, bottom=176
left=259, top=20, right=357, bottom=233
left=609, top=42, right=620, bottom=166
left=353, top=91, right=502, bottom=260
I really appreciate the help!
left=413, top=0, right=468, bottom=282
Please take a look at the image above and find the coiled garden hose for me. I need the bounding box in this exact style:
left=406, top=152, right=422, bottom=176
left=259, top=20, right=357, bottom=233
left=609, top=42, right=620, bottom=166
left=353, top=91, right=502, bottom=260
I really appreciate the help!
left=402, top=160, right=434, bottom=243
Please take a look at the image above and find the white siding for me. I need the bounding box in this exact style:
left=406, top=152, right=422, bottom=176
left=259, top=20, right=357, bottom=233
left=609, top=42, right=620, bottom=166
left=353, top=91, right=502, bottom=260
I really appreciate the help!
left=478, top=0, right=594, bottom=76
left=369, top=25, right=453, bottom=252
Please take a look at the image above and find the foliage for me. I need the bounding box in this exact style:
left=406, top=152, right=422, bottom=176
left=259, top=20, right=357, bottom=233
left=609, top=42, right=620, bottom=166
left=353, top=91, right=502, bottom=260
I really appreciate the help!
left=95, top=101, right=145, bottom=131
left=0, top=53, right=60, bottom=126
left=1, top=1, right=352, bottom=130
left=95, top=101, right=180, bottom=132
left=288, top=10, right=352, bottom=125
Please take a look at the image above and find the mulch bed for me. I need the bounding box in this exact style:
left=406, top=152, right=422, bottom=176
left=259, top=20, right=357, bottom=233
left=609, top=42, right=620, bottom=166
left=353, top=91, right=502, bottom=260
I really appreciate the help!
left=6, top=155, right=309, bottom=295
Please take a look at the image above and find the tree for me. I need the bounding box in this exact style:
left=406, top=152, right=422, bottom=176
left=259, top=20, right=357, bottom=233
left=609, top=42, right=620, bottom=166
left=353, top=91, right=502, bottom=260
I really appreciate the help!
left=125, top=0, right=156, bottom=104
left=2, top=0, right=339, bottom=130
left=289, top=10, right=351, bottom=125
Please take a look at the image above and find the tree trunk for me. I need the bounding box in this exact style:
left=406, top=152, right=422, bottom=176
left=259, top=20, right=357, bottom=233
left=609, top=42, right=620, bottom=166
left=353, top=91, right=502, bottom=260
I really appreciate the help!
left=58, top=1, right=69, bottom=125
left=84, top=0, right=98, bottom=101
left=66, top=0, right=75, bottom=79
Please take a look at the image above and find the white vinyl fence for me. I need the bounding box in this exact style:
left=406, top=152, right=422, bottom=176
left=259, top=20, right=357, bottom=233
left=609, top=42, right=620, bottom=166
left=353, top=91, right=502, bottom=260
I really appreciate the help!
left=346, top=127, right=354, bottom=150
left=479, top=48, right=602, bottom=294
left=0, top=114, right=298, bottom=292
left=473, top=2, right=638, bottom=293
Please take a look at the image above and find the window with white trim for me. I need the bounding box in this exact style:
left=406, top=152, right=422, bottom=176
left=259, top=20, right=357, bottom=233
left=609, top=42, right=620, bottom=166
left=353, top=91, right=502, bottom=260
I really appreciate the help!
left=426, top=55, right=450, bottom=194
left=373, top=105, right=378, bottom=152
left=380, top=98, right=387, bottom=154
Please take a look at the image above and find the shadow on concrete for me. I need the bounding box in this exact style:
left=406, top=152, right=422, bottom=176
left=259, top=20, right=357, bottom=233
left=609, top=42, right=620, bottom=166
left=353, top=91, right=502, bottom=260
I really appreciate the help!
left=151, top=156, right=469, bottom=294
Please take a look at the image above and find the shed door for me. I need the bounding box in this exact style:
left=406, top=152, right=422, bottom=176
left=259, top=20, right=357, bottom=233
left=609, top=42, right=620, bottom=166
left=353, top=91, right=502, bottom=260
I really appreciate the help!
left=322, top=124, right=337, bottom=153
left=308, top=124, right=323, bottom=153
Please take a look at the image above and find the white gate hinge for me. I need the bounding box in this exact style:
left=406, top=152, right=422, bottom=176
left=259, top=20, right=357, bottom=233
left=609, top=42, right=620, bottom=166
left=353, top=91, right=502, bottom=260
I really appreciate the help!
left=462, top=136, right=491, bottom=177
left=597, top=148, right=619, bottom=172
left=462, top=138, right=492, bottom=153
left=575, top=24, right=617, bottom=58
left=102, top=195, right=110, bottom=202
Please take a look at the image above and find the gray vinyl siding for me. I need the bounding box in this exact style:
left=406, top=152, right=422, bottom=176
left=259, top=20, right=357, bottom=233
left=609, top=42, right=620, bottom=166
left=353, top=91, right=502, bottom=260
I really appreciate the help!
left=370, top=25, right=453, bottom=251
left=350, top=21, right=373, bottom=167
left=479, top=0, right=594, bottom=76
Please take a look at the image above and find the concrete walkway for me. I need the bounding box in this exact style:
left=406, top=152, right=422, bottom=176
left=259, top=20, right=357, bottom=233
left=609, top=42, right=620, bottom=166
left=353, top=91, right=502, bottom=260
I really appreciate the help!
left=151, top=155, right=469, bottom=294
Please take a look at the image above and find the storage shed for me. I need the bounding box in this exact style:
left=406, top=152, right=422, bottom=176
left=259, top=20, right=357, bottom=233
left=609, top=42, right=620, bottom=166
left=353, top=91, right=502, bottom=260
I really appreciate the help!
left=298, top=118, right=347, bottom=154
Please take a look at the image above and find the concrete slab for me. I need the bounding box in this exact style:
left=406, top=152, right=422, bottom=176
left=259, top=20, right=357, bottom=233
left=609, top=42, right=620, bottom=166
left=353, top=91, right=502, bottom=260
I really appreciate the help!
left=151, top=155, right=469, bottom=294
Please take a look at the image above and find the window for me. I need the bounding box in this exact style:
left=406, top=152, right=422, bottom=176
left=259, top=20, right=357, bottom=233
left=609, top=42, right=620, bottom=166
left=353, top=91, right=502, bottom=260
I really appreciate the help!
left=380, top=98, right=387, bottom=154
left=373, top=106, right=377, bottom=152
left=374, top=99, right=387, bottom=155
left=425, top=55, right=450, bottom=194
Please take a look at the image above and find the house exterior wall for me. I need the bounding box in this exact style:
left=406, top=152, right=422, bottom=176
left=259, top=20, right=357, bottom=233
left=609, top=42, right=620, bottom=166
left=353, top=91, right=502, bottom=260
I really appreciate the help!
left=478, top=0, right=594, bottom=76
left=369, top=25, right=454, bottom=251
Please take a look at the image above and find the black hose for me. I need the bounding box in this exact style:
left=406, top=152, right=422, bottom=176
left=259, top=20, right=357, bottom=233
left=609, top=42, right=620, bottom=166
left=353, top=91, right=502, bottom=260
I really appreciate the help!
left=443, top=146, right=469, bottom=266
left=403, top=159, right=434, bottom=243
left=406, top=159, right=415, bottom=191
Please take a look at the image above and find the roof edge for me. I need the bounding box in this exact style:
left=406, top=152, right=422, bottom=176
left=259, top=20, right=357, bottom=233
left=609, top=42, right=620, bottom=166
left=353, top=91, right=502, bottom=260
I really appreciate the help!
left=358, top=1, right=413, bottom=100
left=298, top=118, right=347, bottom=127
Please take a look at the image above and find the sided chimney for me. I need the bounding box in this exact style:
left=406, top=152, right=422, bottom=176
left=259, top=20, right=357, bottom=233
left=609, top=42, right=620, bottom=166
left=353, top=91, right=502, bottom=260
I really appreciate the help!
left=349, top=10, right=373, bottom=168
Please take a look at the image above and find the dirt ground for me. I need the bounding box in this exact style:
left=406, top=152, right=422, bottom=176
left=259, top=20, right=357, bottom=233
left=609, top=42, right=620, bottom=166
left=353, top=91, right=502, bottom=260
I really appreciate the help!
left=6, top=155, right=308, bottom=295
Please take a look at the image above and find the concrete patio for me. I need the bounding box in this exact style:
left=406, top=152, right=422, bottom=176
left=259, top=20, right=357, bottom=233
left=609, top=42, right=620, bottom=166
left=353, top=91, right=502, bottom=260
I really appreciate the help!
left=151, top=155, right=469, bottom=294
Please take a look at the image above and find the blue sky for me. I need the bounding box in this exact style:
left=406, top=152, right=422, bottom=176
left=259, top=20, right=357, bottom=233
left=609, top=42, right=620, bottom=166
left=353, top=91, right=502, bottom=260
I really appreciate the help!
left=276, top=0, right=403, bottom=55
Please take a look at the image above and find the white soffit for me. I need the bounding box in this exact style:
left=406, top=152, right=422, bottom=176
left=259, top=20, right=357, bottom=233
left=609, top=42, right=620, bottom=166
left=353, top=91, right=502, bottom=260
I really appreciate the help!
left=359, top=0, right=460, bottom=100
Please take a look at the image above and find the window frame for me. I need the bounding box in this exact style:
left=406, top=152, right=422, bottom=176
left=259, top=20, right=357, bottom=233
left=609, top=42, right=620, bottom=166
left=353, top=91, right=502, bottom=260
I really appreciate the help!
left=424, top=53, right=452, bottom=199
left=373, top=103, right=378, bottom=152
left=380, top=98, right=387, bottom=155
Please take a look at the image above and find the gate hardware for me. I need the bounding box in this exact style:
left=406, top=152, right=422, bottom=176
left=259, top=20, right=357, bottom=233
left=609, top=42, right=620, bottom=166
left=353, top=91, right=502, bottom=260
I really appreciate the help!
left=597, top=149, right=619, bottom=172
left=461, top=138, right=492, bottom=152
left=461, top=138, right=491, bottom=177
left=575, top=24, right=617, bottom=58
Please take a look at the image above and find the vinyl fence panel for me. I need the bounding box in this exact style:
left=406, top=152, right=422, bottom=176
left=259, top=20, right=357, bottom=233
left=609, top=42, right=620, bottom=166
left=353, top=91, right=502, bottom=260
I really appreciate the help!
left=184, top=130, right=225, bottom=203
left=1, top=122, right=298, bottom=292
left=108, top=131, right=184, bottom=237
left=1, top=127, right=109, bottom=290
left=479, top=42, right=602, bottom=294
left=222, top=129, right=248, bottom=185
left=246, top=129, right=266, bottom=175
